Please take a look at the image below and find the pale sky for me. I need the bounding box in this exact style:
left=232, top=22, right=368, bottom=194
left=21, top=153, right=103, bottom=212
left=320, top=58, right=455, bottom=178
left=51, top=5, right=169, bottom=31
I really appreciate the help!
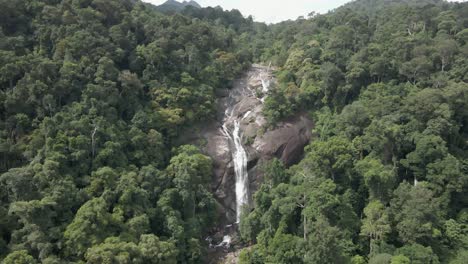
left=143, top=0, right=467, bottom=24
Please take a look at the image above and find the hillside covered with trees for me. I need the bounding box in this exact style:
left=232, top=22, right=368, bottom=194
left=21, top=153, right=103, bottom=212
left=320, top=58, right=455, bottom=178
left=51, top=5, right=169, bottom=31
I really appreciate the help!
left=0, top=0, right=257, bottom=263
left=0, top=0, right=467, bottom=263
left=239, top=0, right=468, bottom=263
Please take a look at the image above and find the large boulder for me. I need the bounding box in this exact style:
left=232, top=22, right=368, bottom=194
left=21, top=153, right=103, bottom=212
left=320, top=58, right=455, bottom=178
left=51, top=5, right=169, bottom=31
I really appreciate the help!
left=251, top=115, right=313, bottom=166
left=245, top=114, right=313, bottom=193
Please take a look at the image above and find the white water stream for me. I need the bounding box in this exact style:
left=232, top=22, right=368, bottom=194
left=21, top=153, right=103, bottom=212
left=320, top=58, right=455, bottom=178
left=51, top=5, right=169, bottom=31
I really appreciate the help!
left=261, top=79, right=270, bottom=93
left=220, top=65, right=272, bottom=223
left=232, top=120, right=249, bottom=222
left=222, top=110, right=250, bottom=222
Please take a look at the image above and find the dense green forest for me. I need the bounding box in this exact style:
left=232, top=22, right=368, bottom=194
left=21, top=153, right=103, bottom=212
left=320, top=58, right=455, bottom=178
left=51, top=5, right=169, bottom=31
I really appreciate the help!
left=0, top=0, right=467, bottom=263
left=0, top=0, right=256, bottom=263
left=239, top=0, right=468, bottom=263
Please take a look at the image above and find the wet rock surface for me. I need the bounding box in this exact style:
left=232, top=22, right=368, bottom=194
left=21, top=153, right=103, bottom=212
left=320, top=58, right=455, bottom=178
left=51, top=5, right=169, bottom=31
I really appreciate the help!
left=179, top=64, right=314, bottom=263
left=180, top=64, right=313, bottom=226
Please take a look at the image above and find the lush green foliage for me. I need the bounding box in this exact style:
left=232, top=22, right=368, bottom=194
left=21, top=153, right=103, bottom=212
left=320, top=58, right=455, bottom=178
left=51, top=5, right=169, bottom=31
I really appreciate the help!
left=1, top=0, right=468, bottom=263
left=240, top=0, right=468, bottom=263
left=0, top=0, right=255, bottom=262
left=260, top=0, right=468, bottom=124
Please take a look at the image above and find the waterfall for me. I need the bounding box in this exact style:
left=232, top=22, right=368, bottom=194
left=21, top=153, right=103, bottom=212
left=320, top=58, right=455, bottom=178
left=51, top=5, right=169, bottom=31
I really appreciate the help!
left=206, top=65, right=274, bottom=256
left=220, top=65, right=272, bottom=223
left=232, top=120, right=249, bottom=222
left=261, top=79, right=270, bottom=93
left=221, top=110, right=249, bottom=223
left=242, top=110, right=252, bottom=120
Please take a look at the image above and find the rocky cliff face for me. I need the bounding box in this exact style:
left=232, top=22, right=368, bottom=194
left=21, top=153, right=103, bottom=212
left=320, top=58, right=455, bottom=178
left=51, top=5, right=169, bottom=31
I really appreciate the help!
left=181, top=65, right=313, bottom=224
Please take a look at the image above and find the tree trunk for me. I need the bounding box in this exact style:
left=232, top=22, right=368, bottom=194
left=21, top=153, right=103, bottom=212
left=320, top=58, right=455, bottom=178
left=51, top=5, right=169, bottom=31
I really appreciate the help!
left=303, top=213, right=307, bottom=241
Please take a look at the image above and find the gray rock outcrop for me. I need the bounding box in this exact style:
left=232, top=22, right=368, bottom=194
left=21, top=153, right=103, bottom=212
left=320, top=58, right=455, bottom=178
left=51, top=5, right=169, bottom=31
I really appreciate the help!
left=179, top=64, right=313, bottom=224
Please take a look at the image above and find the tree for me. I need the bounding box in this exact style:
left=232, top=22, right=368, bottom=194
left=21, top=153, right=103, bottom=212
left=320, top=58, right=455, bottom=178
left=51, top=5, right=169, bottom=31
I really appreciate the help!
left=337, top=101, right=370, bottom=139
left=266, top=233, right=303, bottom=264
left=355, top=157, right=395, bottom=201
left=64, top=198, right=121, bottom=258
left=436, top=38, right=458, bottom=72
left=166, top=145, right=214, bottom=223
left=391, top=255, right=410, bottom=264
left=239, top=206, right=261, bottom=243
left=84, top=234, right=178, bottom=264
left=391, top=182, right=442, bottom=245
left=426, top=155, right=467, bottom=195
left=401, top=134, right=448, bottom=184
left=263, top=158, right=288, bottom=187
left=436, top=11, right=457, bottom=35
left=304, top=216, right=349, bottom=264
left=8, top=198, right=57, bottom=261
left=395, top=244, right=439, bottom=264
left=0, top=168, right=38, bottom=202
left=450, top=250, right=468, bottom=264
left=320, top=62, right=345, bottom=106
left=368, top=253, right=392, bottom=264
left=139, top=234, right=178, bottom=264
left=399, top=56, right=432, bottom=84
left=85, top=237, right=141, bottom=264
left=361, top=200, right=391, bottom=253
left=2, top=250, right=37, bottom=264
left=303, top=136, right=355, bottom=183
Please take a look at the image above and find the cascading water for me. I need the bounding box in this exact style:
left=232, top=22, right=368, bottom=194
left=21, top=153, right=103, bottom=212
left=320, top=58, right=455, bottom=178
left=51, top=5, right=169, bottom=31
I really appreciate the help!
left=232, top=120, right=249, bottom=222
left=206, top=65, right=276, bottom=259
left=261, top=79, right=270, bottom=93
left=260, top=77, right=270, bottom=103
left=220, top=65, right=272, bottom=224
left=222, top=110, right=250, bottom=223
